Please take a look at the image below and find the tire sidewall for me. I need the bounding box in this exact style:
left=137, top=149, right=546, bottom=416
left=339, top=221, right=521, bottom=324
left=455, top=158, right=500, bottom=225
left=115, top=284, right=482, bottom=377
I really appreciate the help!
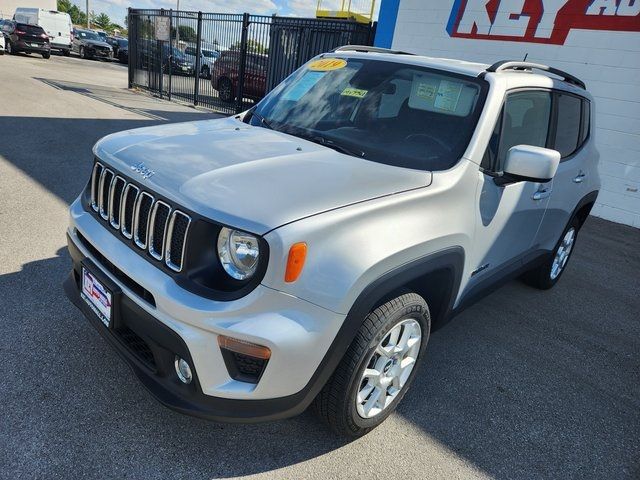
left=346, top=299, right=431, bottom=431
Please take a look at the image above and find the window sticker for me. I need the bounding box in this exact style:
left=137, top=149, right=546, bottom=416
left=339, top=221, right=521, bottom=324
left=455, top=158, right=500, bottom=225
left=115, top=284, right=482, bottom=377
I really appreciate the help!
left=409, top=74, right=439, bottom=110
left=416, top=82, right=437, bottom=100
left=341, top=87, right=368, bottom=98
left=282, top=71, right=326, bottom=101
left=434, top=80, right=463, bottom=112
left=308, top=58, right=347, bottom=71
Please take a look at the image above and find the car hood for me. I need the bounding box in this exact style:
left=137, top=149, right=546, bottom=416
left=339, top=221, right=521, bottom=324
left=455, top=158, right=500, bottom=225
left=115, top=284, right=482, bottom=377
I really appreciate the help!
left=94, top=117, right=432, bottom=234
left=84, top=39, right=110, bottom=48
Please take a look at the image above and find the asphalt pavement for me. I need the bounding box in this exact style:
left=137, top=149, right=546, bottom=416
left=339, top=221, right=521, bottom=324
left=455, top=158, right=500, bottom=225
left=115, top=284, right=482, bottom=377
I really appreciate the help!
left=0, top=52, right=638, bottom=480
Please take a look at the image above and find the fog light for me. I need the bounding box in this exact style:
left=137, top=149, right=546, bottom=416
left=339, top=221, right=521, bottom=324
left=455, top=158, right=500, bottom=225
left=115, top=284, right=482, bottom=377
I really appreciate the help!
left=174, top=356, right=192, bottom=384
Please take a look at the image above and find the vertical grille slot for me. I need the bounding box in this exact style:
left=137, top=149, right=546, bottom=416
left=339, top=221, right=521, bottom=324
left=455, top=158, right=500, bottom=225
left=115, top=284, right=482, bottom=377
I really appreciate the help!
left=109, top=176, right=126, bottom=229
left=148, top=201, right=171, bottom=260
left=133, top=192, right=154, bottom=249
left=165, top=211, right=191, bottom=272
left=88, top=162, right=192, bottom=275
left=98, top=169, right=114, bottom=220
left=90, top=162, right=104, bottom=212
left=120, top=184, right=139, bottom=239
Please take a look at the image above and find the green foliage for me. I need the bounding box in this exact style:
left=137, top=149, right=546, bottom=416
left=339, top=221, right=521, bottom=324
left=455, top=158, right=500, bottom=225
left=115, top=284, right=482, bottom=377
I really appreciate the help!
left=57, top=0, right=87, bottom=26
left=171, top=25, right=197, bottom=43
left=230, top=39, right=268, bottom=54
left=93, top=12, right=111, bottom=30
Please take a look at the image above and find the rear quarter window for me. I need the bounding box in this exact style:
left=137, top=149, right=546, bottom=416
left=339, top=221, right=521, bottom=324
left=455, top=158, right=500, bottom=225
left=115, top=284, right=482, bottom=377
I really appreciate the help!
left=554, top=93, right=582, bottom=157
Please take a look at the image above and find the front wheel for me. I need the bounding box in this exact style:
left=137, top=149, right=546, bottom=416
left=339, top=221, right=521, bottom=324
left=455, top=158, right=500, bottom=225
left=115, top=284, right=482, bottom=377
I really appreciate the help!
left=7, top=41, right=15, bottom=55
left=522, top=216, right=580, bottom=289
left=63, top=49, right=70, bottom=57
left=79, top=46, right=86, bottom=59
left=42, top=52, right=50, bottom=59
left=314, top=292, right=430, bottom=437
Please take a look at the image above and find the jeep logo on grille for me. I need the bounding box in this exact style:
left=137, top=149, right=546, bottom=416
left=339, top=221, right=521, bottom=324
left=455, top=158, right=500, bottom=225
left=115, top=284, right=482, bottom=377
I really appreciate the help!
left=130, top=161, right=155, bottom=180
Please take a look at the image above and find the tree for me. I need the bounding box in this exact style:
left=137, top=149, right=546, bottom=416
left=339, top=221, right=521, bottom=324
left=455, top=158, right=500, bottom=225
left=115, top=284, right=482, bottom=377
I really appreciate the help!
left=93, top=12, right=111, bottom=30
left=171, top=25, right=197, bottom=43
left=230, top=39, right=268, bottom=54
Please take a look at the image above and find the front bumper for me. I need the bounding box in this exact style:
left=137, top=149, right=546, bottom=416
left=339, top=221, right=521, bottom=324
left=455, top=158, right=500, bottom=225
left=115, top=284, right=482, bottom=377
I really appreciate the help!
left=64, top=198, right=347, bottom=421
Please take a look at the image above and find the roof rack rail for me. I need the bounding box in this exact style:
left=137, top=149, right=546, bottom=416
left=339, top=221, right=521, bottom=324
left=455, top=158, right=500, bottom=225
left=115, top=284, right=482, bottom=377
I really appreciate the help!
left=486, top=60, right=586, bottom=90
left=332, top=45, right=415, bottom=56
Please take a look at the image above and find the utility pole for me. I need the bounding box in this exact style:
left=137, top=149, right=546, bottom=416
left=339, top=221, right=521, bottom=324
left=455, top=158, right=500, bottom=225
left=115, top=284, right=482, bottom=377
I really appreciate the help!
left=175, top=0, right=180, bottom=47
left=86, top=0, right=90, bottom=28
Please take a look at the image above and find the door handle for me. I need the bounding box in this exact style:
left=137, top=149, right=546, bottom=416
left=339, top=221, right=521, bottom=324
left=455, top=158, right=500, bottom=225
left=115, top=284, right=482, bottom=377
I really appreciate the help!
left=532, top=188, right=552, bottom=201
left=573, top=172, right=586, bottom=183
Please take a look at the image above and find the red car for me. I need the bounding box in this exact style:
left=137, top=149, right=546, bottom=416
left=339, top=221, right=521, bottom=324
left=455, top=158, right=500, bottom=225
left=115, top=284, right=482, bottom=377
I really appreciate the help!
left=211, top=50, right=267, bottom=103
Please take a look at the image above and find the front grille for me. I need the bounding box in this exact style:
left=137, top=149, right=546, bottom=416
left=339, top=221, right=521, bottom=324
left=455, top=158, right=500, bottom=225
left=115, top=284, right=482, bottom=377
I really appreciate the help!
left=90, top=162, right=191, bottom=272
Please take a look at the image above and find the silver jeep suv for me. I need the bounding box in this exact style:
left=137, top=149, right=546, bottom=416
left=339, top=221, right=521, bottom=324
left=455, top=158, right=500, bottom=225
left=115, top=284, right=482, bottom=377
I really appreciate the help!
left=64, top=46, right=599, bottom=437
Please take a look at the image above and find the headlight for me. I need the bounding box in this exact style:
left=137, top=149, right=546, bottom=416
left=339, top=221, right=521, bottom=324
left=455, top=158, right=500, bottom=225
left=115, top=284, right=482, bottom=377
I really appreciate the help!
left=217, top=227, right=260, bottom=280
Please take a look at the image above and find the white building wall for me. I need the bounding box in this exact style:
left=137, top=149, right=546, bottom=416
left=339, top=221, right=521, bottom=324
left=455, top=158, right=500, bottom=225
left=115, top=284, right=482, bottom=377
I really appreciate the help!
left=0, top=0, right=57, bottom=19
left=391, top=0, right=640, bottom=228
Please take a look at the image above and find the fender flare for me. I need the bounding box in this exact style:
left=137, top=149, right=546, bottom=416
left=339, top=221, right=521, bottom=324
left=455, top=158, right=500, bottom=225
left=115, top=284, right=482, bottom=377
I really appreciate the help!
left=287, top=246, right=465, bottom=413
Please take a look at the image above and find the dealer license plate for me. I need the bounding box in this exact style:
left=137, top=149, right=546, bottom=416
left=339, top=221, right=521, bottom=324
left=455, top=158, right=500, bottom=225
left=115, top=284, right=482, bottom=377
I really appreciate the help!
left=81, top=267, right=112, bottom=327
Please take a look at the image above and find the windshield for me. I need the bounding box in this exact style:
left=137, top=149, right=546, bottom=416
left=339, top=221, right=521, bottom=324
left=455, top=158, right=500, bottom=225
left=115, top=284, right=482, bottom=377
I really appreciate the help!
left=202, top=49, right=219, bottom=58
left=78, top=30, right=100, bottom=41
left=251, top=57, right=488, bottom=171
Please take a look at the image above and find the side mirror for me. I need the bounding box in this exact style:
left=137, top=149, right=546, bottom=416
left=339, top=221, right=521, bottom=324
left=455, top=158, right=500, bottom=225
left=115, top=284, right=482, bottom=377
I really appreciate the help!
left=501, top=145, right=560, bottom=184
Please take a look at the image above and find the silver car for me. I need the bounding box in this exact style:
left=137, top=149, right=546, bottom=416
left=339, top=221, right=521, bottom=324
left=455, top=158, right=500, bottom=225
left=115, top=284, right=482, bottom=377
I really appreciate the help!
left=64, top=47, right=600, bottom=437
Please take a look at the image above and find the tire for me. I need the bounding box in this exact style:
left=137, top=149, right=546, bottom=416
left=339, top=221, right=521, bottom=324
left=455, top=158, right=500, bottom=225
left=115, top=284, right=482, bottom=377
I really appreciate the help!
left=522, top=216, right=580, bottom=290
left=201, top=65, right=210, bottom=79
left=218, top=77, right=235, bottom=103
left=79, top=46, right=86, bottom=59
left=314, top=292, right=430, bottom=437
left=42, top=52, right=50, bottom=59
left=63, top=49, right=70, bottom=57
left=6, top=41, right=14, bottom=55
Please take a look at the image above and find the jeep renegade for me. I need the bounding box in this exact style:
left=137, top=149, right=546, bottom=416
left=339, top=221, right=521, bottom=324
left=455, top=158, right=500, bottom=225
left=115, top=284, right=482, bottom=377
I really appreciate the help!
left=64, top=46, right=600, bottom=437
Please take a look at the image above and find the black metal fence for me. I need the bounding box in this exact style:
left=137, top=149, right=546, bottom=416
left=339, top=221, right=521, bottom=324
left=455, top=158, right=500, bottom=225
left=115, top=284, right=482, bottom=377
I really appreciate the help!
left=128, top=9, right=375, bottom=115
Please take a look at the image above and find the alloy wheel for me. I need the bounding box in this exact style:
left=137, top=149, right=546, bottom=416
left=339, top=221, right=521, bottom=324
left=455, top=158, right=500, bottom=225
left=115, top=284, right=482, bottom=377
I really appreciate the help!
left=356, top=318, right=422, bottom=419
left=550, top=227, right=576, bottom=280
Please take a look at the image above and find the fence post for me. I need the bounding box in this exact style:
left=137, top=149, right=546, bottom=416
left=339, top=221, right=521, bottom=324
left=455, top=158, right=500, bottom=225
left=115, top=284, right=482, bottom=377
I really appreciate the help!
left=167, top=9, right=173, bottom=101
left=127, top=8, right=133, bottom=88
left=235, top=12, right=250, bottom=114
left=194, top=11, right=203, bottom=107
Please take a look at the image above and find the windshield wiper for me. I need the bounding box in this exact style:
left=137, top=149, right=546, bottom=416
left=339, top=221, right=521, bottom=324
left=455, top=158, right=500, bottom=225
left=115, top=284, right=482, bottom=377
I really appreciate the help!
left=250, top=110, right=273, bottom=130
left=306, top=135, right=366, bottom=159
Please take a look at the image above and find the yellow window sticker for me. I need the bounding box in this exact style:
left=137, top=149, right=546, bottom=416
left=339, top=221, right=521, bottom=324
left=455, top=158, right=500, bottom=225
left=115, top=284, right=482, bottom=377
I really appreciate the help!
left=416, top=83, right=437, bottom=100
left=308, top=58, right=347, bottom=71
left=341, top=87, right=368, bottom=98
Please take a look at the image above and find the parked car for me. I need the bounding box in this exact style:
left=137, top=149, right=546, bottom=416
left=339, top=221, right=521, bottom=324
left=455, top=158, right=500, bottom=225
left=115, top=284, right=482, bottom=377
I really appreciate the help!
left=13, top=8, right=72, bottom=56
left=2, top=20, right=50, bottom=58
left=106, top=36, right=128, bottom=63
left=183, top=43, right=220, bottom=78
left=63, top=48, right=600, bottom=437
left=137, top=41, right=194, bottom=75
left=211, top=50, right=267, bottom=102
left=72, top=28, right=112, bottom=60
left=0, top=20, right=5, bottom=54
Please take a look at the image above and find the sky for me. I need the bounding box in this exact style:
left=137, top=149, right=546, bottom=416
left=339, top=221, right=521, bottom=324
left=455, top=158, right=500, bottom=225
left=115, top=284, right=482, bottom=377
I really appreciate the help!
left=72, top=0, right=380, bottom=27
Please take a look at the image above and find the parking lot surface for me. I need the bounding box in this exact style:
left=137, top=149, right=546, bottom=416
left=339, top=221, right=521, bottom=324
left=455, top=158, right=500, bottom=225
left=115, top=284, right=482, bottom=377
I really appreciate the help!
left=1, top=53, right=639, bottom=480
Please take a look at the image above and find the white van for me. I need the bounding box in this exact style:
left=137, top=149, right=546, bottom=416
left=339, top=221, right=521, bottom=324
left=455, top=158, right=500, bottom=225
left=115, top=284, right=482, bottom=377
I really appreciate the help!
left=13, top=8, right=72, bottom=55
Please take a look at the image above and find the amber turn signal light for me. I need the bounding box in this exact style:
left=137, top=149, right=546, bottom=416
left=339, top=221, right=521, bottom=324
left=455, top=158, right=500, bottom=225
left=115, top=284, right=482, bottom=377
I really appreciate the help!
left=285, top=242, right=307, bottom=283
left=217, top=335, right=271, bottom=360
